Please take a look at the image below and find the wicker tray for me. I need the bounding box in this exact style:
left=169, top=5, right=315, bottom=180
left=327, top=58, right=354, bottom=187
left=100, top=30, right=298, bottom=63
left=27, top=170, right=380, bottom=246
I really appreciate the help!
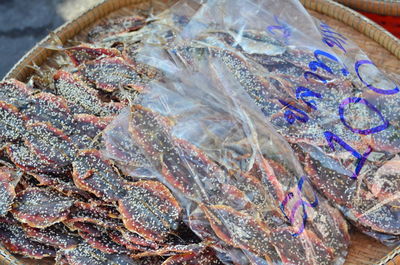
left=335, top=0, right=400, bottom=16
left=2, top=0, right=400, bottom=264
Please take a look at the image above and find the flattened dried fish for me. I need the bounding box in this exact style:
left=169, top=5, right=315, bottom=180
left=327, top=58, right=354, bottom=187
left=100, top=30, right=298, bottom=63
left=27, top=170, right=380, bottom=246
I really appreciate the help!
left=0, top=101, right=28, bottom=141
left=78, top=57, right=146, bottom=93
left=0, top=216, right=56, bottom=258
left=72, top=149, right=127, bottom=201
left=23, top=223, right=81, bottom=249
left=65, top=45, right=120, bottom=66
left=62, top=243, right=138, bottom=265
left=118, top=180, right=181, bottom=242
left=11, top=188, right=74, bottom=228
left=0, top=168, right=21, bottom=216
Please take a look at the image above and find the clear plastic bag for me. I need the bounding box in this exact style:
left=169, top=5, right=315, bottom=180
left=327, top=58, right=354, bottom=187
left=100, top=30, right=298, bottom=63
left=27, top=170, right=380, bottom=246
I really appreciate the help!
left=102, top=0, right=399, bottom=263
left=104, top=58, right=350, bottom=264
left=130, top=0, right=400, bottom=245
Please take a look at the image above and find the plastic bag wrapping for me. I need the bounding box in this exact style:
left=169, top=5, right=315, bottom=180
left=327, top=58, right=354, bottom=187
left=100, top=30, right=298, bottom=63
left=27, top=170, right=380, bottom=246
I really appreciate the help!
left=103, top=56, right=351, bottom=264
left=121, top=0, right=400, bottom=245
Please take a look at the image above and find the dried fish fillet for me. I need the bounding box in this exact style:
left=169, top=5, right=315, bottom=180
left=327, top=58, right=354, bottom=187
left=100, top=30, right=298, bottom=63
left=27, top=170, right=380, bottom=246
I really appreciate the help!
left=72, top=149, right=127, bottom=201
left=23, top=223, right=81, bottom=249
left=118, top=181, right=181, bottom=242
left=11, top=188, right=74, bottom=228
left=0, top=216, right=56, bottom=258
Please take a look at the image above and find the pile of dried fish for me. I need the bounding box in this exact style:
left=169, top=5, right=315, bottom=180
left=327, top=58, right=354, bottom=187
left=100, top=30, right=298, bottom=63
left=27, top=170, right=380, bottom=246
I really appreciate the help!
left=0, top=0, right=398, bottom=264
left=0, top=10, right=212, bottom=265
left=153, top=1, right=400, bottom=247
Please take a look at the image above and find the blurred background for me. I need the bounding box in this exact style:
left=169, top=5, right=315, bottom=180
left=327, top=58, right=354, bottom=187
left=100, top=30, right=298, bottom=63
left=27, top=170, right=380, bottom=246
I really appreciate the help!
left=0, top=0, right=101, bottom=79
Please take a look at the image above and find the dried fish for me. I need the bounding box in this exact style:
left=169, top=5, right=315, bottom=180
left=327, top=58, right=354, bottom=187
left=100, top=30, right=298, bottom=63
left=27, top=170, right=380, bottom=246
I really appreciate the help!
left=65, top=45, right=120, bottom=66
left=23, top=223, right=81, bottom=249
left=72, top=149, right=127, bottom=201
left=78, top=57, right=147, bottom=93
left=0, top=168, right=21, bottom=216
left=11, top=188, right=74, bottom=228
left=118, top=180, right=181, bottom=242
left=0, top=216, right=56, bottom=258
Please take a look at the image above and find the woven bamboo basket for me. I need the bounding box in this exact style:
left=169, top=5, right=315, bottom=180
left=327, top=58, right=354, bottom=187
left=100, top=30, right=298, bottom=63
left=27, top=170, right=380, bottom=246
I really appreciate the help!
left=2, top=0, right=400, bottom=264
left=335, top=0, right=400, bottom=16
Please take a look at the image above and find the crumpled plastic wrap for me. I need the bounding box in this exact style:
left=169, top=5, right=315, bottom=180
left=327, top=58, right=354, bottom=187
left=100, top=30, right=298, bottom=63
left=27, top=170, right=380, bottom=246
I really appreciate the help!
left=104, top=58, right=350, bottom=264
left=102, top=0, right=399, bottom=263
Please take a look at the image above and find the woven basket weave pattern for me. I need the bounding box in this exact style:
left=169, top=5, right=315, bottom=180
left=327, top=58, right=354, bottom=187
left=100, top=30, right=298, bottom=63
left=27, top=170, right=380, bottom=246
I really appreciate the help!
left=335, top=0, right=400, bottom=16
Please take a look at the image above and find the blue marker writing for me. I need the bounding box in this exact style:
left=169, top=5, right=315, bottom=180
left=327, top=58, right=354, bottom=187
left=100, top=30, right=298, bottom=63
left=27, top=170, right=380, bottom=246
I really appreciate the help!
left=280, top=176, right=318, bottom=237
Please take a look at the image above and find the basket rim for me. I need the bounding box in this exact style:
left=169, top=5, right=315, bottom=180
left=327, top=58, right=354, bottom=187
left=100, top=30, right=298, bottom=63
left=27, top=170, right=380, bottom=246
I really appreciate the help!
left=3, top=0, right=400, bottom=82
left=301, top=0, right=400, bottom=59
left=3, top=0, right=148, bottom=82
left=335, top=0, right=400, bottom=16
